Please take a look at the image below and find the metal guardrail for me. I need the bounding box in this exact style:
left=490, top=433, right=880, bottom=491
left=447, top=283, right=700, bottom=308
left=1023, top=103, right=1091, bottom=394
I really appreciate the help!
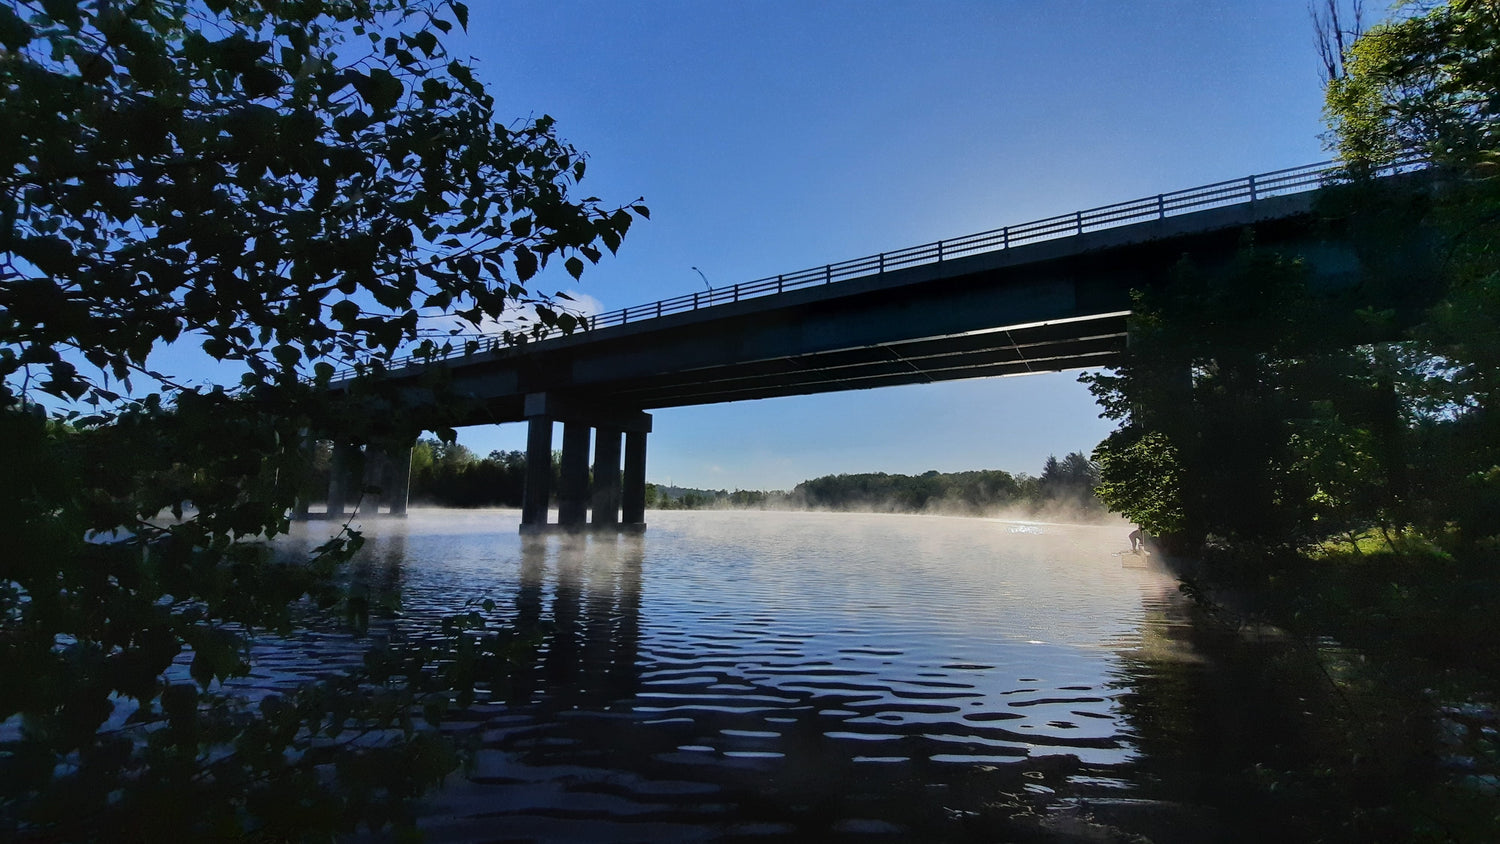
left=588, top=160, right=1341, bottom=330
left=358, top=158, right=1416, bottom=375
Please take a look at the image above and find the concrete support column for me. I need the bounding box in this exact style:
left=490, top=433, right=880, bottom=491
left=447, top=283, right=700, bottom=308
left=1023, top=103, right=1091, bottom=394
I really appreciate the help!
left=360, top=448, right=386, bottom=515
left=621, top=431, right=647, bottom=530
left=291, top=430, right=312, bottom=521
left=520, top=417, right=554, bottom=529
left=387, top=445, right=413, bottom=516
left=591, top=427, right=622, bottom=528
left=557, top=422, right=592, bottom=529
left=327, top=441, right=357, bottom=518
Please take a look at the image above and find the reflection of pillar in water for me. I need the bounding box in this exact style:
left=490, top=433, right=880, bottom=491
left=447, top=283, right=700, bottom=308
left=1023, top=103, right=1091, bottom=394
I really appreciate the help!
left=583, top=534, right=619, bottom=694
left=516, top=536, right=547, bottom=632
left=609, top=535, right=645, bottom=701
left=511, top=536, right=549, bottom=704
left=555, top=534, right=645, bottom=707
left=545, top=536, right=584, bottom=694
left=373, top=529, right=408, bottom=616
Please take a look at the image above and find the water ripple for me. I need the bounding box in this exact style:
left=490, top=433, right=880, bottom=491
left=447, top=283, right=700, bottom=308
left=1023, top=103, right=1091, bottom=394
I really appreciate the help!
left=269, top=508, right=1194, bottom=840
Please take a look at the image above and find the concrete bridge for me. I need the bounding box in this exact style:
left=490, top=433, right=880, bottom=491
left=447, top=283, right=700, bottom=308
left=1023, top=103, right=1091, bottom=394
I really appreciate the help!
left=311, top=160, right=1400, bottom=532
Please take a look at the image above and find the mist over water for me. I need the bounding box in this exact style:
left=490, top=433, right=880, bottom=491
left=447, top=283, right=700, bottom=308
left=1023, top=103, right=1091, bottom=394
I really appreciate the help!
left=272, top=509, right=1214, bottom=841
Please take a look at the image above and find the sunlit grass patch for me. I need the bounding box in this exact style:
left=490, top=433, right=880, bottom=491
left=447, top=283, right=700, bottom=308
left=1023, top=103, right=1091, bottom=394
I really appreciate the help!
left=1310, top=527, right=1452, bottom=561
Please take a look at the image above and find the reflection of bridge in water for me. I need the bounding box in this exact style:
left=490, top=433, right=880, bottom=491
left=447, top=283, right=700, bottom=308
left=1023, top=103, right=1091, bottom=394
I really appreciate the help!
left=309, top=161, right=1410, bottom=533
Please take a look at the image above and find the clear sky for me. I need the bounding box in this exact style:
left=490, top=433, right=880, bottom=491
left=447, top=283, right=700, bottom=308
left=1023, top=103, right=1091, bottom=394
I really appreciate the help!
left=425, top=0, right=1357, bottom=490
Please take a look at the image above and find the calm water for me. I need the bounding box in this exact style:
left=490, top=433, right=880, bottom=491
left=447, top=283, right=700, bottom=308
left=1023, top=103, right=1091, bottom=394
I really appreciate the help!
left=270, top=508, right=1229, bottom=842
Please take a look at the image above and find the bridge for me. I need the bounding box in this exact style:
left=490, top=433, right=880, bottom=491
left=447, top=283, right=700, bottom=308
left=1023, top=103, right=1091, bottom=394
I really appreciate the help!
left=308, top=160, right=1402, bottom=533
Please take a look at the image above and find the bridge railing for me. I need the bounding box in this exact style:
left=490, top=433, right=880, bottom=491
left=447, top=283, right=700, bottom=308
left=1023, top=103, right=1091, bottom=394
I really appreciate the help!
left=584, top=160, right=1371, bottom=331
left=355, top=158, right=1416, bottom=375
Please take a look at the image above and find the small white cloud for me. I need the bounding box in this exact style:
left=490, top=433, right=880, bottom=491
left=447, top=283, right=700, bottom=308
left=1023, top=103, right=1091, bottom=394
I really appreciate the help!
left=559, top=290, right=604, bottom=318
left=415, top=288, right=605, bottom=345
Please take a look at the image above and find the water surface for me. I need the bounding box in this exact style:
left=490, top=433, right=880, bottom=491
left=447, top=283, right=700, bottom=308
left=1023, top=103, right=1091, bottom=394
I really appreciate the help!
left=277, top=508, right=1210, bottom=841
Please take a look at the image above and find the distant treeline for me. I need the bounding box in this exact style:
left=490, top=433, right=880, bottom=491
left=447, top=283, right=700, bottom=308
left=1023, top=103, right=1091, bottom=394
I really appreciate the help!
left=410, top=439, right=529, bottom=507
left=652, top=452, right=1105, bottom=518
left=404, top=440, right=1106, bottom=519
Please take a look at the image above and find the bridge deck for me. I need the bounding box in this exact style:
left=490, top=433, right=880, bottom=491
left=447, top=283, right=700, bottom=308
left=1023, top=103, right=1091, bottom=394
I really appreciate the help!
left=365, top=187, right=1334, bottom=427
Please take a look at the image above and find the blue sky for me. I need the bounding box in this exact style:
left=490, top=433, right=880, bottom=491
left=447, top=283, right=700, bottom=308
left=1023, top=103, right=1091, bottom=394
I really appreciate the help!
left=429, top=1, right=1357, bottom=490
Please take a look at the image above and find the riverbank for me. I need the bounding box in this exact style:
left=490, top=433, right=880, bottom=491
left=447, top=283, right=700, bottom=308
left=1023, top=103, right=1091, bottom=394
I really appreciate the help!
left=1154, top=547, right=1500, bottom=841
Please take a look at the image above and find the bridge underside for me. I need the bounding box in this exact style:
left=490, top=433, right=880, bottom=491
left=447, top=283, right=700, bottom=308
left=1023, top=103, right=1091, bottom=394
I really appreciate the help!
left=554, top=312, right=1125, bottom=409
left=413, top=193, right=1334, bottom=431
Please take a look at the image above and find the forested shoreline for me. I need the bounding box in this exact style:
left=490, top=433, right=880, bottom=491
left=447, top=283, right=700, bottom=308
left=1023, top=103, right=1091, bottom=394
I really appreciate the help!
left=401, top=441, right=1110, bottom=520
left=1077, top=3, right=1500, bottom=835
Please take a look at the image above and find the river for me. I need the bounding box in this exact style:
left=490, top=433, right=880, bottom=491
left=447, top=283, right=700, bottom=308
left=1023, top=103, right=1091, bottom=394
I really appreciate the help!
left=268, top=508, right=1257, bottom=842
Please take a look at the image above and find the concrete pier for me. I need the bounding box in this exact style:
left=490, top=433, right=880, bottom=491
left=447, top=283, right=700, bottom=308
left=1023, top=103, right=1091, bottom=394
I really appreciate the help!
left=387, top=445, right=413, bottom=516
left=622, top=431, right=648, bottom=531
left=359, top=448, right=386, bottom=515
left=519, top=392, right=651, bottom=534
left=296, top=440, right=413, bottom=521
left=326, top=441, right=355, bottom=518
left=520, top=417, right=554, bottom=532
left=558, top=422, right=592, bottom=529
left=591, top=427, right=622, bottom=529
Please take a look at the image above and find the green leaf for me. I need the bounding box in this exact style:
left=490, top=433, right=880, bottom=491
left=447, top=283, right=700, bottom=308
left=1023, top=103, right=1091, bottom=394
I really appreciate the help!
left=331, top=300, right=360, bottom=326
left=40, top=0, right=81, bottom=27
left=412, top=30, right=438, bottom=57
left=564, top=256, right=583, bottom=280
left=353, top=68, right=404, bottom=112
left=0, top=5, right=33, bottom=50
left=202, top=337, right=232, bottom=360
left=272, top=344, right=301, bottom=368
left=513, top=247, right=538, bottom=282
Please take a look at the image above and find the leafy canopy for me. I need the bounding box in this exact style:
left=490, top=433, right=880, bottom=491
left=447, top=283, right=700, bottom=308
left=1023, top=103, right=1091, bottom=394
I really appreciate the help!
left=1, top=0, right=647, bottom=406
left=1086, top=0, right=1500, bottom=552
left=0, top=1, right=645, bottom=838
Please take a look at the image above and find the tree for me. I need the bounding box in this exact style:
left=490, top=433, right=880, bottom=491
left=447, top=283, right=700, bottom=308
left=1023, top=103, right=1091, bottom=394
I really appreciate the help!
left=1083, top=241, right=1423, bottom=552
left=1, top=0, right=645, bottom=402
left=1311, top=0, right=1366, bottom=84
left=1323, top=0, right=1500, bottom=544
left=0, top=1, right=645, bottom=837
left=1081, top=1, right=1500, bottom=554
left=1037, top=451, right=1103, bottom=514
left=1326, top=0, right=1500, bottom=173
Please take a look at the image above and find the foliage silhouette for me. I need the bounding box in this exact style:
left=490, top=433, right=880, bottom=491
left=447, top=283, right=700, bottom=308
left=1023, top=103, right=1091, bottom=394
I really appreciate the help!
left=0, top=0, right=643, bottom=837
left=1080, top=4, right=1500, bottom=835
